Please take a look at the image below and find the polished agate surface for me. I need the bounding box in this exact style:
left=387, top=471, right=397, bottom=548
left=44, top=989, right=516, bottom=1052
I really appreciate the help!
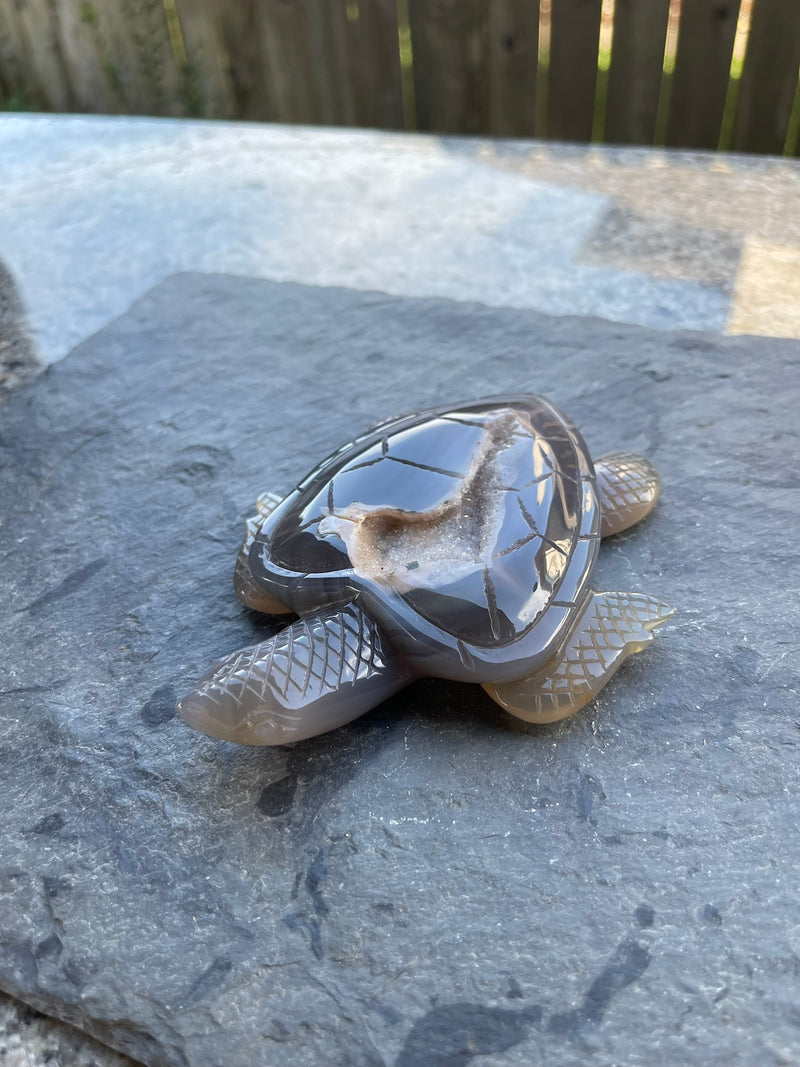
left=179, top=394, right=672, bottom=745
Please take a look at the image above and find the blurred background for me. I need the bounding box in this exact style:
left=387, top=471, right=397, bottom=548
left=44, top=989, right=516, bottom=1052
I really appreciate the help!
left=0, top=0, right=798, bottom=156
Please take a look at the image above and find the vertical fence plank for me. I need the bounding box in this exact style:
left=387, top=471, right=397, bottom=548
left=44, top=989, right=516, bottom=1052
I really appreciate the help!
left=119, top=0, right=184, bottom=114
left=211, top=0, right=272, bottom=120
left=55, top=0, right=131, bottom=113
left=50, top=0, right=123, bottom=113
left=343, top=0, right=404, bottom=129
left=0, top=6, right=6, bottom=107
left=210, top=0, right=324, bottom=124
left=732, top=0, right=800, bottom=155
left=548, top=0, right=602, bottom=141
left=407, top=0, right=489, bottom=133
left=666, top=0, right=739, bottom=148
left=8, top=0, right=71, bottom=110
left=487, top=0, right=539, bottom=136
left=267, top=0, right=324, bottom=123
left=120, top=0, right=187, bottom=115
left=49, top=0, right=186, bottom=115
left=252, top=0, right=320, bottom=123
left=0, top=2, right=39, bottom=109
left=0, top=5, right=13, bottom=108
left=358, top=0, right=405, bottom=129
left=171, top=0, right=235, bottom=118
left=306, top=0, right=404, bottom=129
left=311, top=0, right=357, bottom=126
left=73, top=0, right=142, bottom=113
left=605, top=0, right=670, bottom=144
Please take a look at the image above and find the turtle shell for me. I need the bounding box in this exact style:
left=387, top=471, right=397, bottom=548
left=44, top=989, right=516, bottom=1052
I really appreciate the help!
left=250, top=395, right=600, bottom=683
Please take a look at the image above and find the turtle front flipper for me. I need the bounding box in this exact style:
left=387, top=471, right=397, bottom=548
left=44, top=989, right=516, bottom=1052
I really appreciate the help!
left=594, top=453, right=661, bottom=537
left=178, top=603, right=416, bottom=745
left=234, top=491, right=292, bottom=614
left=482, top=592, right=673, bottom=725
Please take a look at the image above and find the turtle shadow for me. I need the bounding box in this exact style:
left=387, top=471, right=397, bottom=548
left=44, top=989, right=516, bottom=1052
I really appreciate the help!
left=211, top=671, right=579, bottom=850
left=400, top=676, right=585, bottom=742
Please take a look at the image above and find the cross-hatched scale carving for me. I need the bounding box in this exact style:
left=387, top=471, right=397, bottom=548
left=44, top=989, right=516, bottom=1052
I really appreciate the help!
left=193, top=604, right=388, bottom=714
left=484, top=592, right=672, bottom=721
left=595, top=453, right=660, bottom=536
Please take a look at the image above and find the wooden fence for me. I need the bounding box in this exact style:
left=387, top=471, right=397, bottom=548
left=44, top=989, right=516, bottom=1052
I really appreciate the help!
left=0, top=0, right=798, bottom=155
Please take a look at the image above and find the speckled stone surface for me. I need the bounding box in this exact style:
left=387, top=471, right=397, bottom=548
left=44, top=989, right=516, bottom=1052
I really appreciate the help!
left=2, top=116, right=799, bottom=370
left=1, top=273, right=799, bottom=1067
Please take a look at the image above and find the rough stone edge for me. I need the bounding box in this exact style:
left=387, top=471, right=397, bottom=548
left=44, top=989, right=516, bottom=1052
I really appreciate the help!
left=0, top=261, right=129, bottom=1066
left=0, top=258, right=41, bottom=403
left=0, top=988, right=140, bottom=1067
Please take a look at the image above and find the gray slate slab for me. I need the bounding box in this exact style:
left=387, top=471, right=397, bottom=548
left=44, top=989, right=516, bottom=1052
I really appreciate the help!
left=1, top=273, right=798, bottom=1067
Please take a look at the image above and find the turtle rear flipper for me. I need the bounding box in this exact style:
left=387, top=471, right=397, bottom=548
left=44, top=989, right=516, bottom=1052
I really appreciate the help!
left=594, top=452, right=661, bottom=537
left=482, top=592, right=673, bottom=724
left=178, top=604, right=415, bottom=745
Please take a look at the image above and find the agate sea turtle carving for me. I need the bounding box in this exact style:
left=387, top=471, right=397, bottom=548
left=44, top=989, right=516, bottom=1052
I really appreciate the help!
left=178, top=394, right=673, bottom=745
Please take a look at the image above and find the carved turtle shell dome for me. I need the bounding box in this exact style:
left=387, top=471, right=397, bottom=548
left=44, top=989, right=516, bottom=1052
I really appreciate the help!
left=250, top=395, right=601, bottom=683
